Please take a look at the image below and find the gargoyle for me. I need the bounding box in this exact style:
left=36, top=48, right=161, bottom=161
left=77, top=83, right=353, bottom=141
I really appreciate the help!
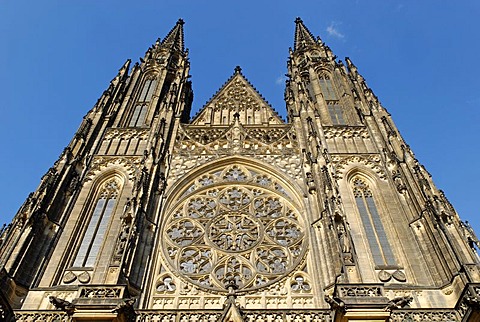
left=49, top=296, right=75, bottom=315
left=385, top=295, right=413, bottom=311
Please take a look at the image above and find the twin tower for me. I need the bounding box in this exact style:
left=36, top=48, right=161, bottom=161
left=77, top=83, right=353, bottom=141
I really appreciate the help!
left=1, top=18, right=479, bottom=322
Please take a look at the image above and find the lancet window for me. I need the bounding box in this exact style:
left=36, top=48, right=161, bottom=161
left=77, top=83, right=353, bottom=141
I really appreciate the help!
left=319, top=74, right=337, bottom=101
left=73, top=178, right=121, bottom=267
left=352, top=177, right=395, bottom=266
left=128, top=78, right=157, bottom=127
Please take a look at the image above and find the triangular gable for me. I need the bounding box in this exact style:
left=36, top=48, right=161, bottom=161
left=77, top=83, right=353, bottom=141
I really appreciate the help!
left=191, top=67, right=284, bottom=126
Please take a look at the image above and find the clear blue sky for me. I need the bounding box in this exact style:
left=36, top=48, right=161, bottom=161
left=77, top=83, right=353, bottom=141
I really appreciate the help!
left=1, top=1, right=479, bottom=233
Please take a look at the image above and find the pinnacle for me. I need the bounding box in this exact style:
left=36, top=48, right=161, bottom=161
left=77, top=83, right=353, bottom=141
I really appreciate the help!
left=294, top=17, right=317, bottom=51
left=161, top=18, right=185, bottom=53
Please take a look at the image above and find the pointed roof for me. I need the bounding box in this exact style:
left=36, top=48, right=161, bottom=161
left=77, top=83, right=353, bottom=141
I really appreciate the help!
left=191, top=66, right=284, bottom=125
left=161, top=18, right=185, bottom=52
left=294, top=17, right=317, bottom=51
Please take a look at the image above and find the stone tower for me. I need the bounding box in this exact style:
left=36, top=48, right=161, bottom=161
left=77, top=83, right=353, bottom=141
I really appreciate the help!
left=1, top=18, right=479, bottom=322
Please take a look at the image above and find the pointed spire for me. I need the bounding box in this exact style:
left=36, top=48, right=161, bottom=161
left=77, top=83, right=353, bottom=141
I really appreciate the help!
left=161, top=18, right=185, bottom=52
left=294, top=17, right=317, bottom=51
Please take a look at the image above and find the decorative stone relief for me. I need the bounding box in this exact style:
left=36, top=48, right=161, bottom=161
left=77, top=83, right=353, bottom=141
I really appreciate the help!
left=168, top=123, right=301, bottom=184
left=332, top=154, right=387, bottom=180
left=85, top=156, right=142, bottom=181
left=389, top=310, right=458, bottom=322
left=336, top=284, right=383, bottom=297
left=62, top=270, right=91, bottom=284
left=377, top=269, right=407, bottom=283
left=323, top=126, right=369, bottom=139
left=137, top=310, right=332, bottom=322
left=78, top=286, right=123, bottom=298
left=103, top=128, right=150, bottom=141
left=15, top=312, right=71, bottom=322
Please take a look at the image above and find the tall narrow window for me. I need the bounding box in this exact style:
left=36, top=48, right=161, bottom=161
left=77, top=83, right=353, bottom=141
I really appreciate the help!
left=73, top=178, right=120, bottom=267
left=352, top=178, right=395, bottom=266
left=129, top=105, right=148, bottom=127
left=319, top=75, right=337, bottom=101
left=139, top=78, right=157, bottom=103
left=129, top=78, right=157, bottom=127
left=327, top=103, right=346, bottom=125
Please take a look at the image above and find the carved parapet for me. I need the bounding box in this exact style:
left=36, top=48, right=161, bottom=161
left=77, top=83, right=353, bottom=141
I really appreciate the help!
left=456, top=283, right=480, bottom=320
left=73, top=285, right=127, bottom=312
left=334, top=284, right=389, bottom=309
left=136, top=309, right=332, bottom=322
left=78, top=285, right=125, bottom=299
left=389, top=309, right=458, bottom=322
left=14, top=311, right=71, bottom=322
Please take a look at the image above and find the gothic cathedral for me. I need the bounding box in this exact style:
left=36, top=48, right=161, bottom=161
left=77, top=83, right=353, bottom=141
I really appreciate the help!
left=1, top=19, right=479, bottom=322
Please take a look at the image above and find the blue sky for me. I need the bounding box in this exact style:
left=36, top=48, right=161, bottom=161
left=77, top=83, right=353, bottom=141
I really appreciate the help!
left=1, top=1, right=479, bottom=233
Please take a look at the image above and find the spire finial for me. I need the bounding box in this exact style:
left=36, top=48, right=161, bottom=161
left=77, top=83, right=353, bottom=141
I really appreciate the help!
left=160, top=19, right=186, bottom=52
left=234, top=66, right=242, bottom=74
left=293, top=17, right=317, bottom=51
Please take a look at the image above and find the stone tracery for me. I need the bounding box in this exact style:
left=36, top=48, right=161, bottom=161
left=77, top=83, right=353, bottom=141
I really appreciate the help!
left=161, top=163, right=307, bottom=293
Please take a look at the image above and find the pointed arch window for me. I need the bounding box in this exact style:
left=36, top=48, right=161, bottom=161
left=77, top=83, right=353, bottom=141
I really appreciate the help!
left=352, top=178, right=396, bottom=266
left=73, top=178, right=120, bottom=267
left=319, top=74, right=337, bottom=101
left=128, top=78, right=157, bottom=127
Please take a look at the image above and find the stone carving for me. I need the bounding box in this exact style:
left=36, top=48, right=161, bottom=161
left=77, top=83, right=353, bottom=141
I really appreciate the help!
left=103, top=128, right=150, bottom=141
left=62, top=270, right=91, bottom=284
left=290, top=275, right=311, bottom=293
left=156, top=276, right=177, bottom=293
left=85, top=156, right=143, bottom=181
left=389, top=310, right=458, bottom=321
left=136, top=310, right=332, bottom=322
left=377, top=269, right=406, bottom=283
left=79, top=287, right=122, bottom=298
left=112, top=298, right=137, bottom=322
left=161, top=165, right=306, bottom=294
left=15, top=312, right=71, bottom=322
left=336, top=284, right=383, bottom=297
left=324, top=295, right=345, bottom=312
left=332, top=154, right=386, bottom=180
left=168, top=122, right=301, bottom=184
left=49, top=296, right=75, bottom=315
left=323, top=126, right=369, bottom=139
left=384, top=295, right=413, bottom=311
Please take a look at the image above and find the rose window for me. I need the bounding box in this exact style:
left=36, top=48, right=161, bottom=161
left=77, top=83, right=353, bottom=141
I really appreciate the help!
left=162, top=177, right=307, bottom=293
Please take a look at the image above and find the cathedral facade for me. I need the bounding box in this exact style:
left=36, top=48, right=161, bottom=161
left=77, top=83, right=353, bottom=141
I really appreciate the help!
left=1, top=19, right=479, bottom=322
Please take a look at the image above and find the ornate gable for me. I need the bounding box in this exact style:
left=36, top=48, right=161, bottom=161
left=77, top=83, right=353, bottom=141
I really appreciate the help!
left=191, top=66, right=284, bottom=125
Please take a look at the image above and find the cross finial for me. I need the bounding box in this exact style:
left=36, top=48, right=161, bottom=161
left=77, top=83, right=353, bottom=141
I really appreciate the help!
left=234, top=66, right=242, bottom=73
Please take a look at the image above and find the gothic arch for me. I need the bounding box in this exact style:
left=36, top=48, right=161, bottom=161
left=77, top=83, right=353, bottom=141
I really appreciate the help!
left=159, top=156, right=309, bottom=294
left=68, top=170, right=127, bottom=269
left=165, top=156, right=305, bottom=207
left=343, top=169, right=400, bottom=272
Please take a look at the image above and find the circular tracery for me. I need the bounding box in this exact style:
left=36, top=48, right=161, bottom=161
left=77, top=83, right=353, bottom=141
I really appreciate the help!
left=162, top=175, right=307, bottom=293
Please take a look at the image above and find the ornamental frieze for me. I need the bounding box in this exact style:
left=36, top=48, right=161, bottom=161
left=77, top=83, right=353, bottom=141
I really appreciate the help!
left=323, top=126, right=369, bottom=139
left=103, top=127, right=150, bottom=141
